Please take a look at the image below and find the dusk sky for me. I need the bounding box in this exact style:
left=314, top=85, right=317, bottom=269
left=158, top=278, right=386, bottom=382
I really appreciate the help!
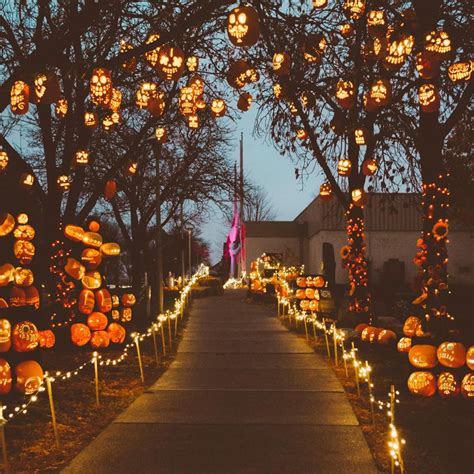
left=202, top=108, right=324, bottom=264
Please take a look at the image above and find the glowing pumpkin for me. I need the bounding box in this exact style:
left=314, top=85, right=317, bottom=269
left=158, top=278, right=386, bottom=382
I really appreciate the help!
left=397, top=337, right=412, bottom=353
left=12, top=321, right=39, bottom=352
left=437, top=372, right=460, bottom=399
left=0, top=359, right=12, bottom=395
left=407, top=371, right=436, bottom=397
left=87, top=312, right=108, bottom=331
left=38, top=330, right=55, bottom=349
left=408, top=345, right=438, bottom=369
left=107, top=323, right=126, bottom=344
left=437, top=342, right=466, bottom=368
left=90, top=330, right=110, bottom=349
left=71, top=323, right=91, bottom=347
left=79, top=289, right=95, bottom=315
left=15, top=360, right=43, bottom=395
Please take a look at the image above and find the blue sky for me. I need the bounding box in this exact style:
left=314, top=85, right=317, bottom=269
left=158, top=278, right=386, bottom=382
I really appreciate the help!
left=202, top=108, right=323, bottom=264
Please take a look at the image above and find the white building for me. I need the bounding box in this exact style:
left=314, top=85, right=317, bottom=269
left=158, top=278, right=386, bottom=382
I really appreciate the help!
left=245, top=193, right=474, bottom=287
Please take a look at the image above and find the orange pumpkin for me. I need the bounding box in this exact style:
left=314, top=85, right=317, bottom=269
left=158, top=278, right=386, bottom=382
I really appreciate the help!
left=0, top=213, right=15, bottom=237
left=296, top=289, right=305, bottom=300
left=79, top=289, right=95, bottom=315
left=296, top=277, right=306, bottom=288
left=0, top=299, right=7, bottom=309
left=107, top=323, right=126, bottom=344
left=96, top=288, right=112, bottom=313
left=305, top=288, right=315, bottom=299
left=0, top=263, right=15, bottom=287
left=120, top=308, right=132, bottom=322
left=64, top=224, right=85, bottom=242
left=12, top=321, right=39, bottom=352
left=71, top=323, right=92, bottom=347
left=87, top=312, right=108, bottom=331
left=25, top=286, right=40, bottom=308
left=82, top=271, right=102, bottom=290
left=15, top=360, right=43, bottom=395
left=407, top=371, right=436, bottom=397
left=308, top=300, right=318, bottom=312
left=355, top=323, right=369, bottom=333
left=88, top=220, right=100, bottom=232
left=460, top=373, right=474, bottom=399
left=10, top=286, right=26, bottom=306
left=111, top=310, right=120, bottom=321
left=83, top=231, right=102, bottom=248
left=104, top=180, right=117, bottom=200
left=112, top=295, right=120, bottom=308
left=13, top=240, right=35, bottom=265
left=437, top=371, right=460, bottom=399
left=300, top=300, right=310, bottom=311
left=81, top=248, right=102, bottom=270
left=377, top=329, right=396, bottom=345
left=0, top=359, right=12, bottom=395
left=403, top=316, right=422, bottom=336
left=466, top=346, right=474, bottom=371
left=437, top=342, right=466, bottom=368
left=90, top=330, right=110, bottom=349
left=64, top=258, right=85, bottom=280
left=314, top=276, right=325, bottom=288
left=14, top=267, right=34, bottom=287
left=121, top=293, right=136, bottom=307
left=397, top=337, right=412, bottom=353
left=0, top=319, right=11, bottom=352
left=361, top=326, right=382, bottom=343
left=408, top=345, right=438, bottom=369
left=100, top=242, right=121, bottom=257
left=38, top=330, right=55, bottom=349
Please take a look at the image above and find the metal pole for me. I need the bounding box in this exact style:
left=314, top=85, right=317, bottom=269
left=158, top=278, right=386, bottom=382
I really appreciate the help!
left=188, top=229, right=192, bottom=277
left=153, top=142, right=164, bottom=314
left=180, top=203, right=185, bottom=280
left=239, top=132, right=245, bottom=276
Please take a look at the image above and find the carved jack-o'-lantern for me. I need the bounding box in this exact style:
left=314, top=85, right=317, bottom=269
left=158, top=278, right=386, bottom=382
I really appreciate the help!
left=408, top=345, right=438, bottom=368
left=79, top=289, right=95, bottom=315
left=121, top=308, right=132, bottom=323
left=75, top=150, right=90, bottom=167
left=0, top=263, right=14, bottom=287
left=90, top=68, right=112, bottom=106
left=354, top=127, right=369, bottom=146
left=0, top=359, right=12, bottom=395
left=211, top=99, right=226, bottom=118
left=179, top=86, right=196, bottom=117
left=32, top=72, right=60, bottom=104
left=437, top=342, right=466, bottom=368
left=227, top=5, right=260, bottom=47
left=10, top=80, right=29, bottom=115
left=416, top=51, right=440, bottom=80
left=100, top=242, right=121, bottom=257
left=15, top=360, right=43, bottom=395
left=361, top=326, right=382, bottom=343
left=368, top=79, right=391, bottom=108
left=300, top=299, right=310, bottom=311
left=83, top=231, right=103, bottom=248
left=227, top=60, right=253, bottom=89
left=39, top=330, right=55, bottom=349
left=343, top=0, right=366, bottom=19
left=384, top=35, right=413, bottom=70
left=403, top=316, right=422, bottom=336
left=55, top=98, right=69, bottom=118
left=296, top=277, right=306, bottom=288
left=84, top=111, right=98, bottom=128
left=26, top=286, right=40, bottom=308
left=109, top=88, right=122, bottom=112
left=144, top=33, right=161, bottom=67
left=71, top=323, right=91, bottom=347
left=56, top=175, right=71, bottom=192
left=87, top=312, right=108, bottom=331
left=337, top=159, right=352, bottom=176
left=136, top=82, right=157, bottom=109
left=90, top=331, right=110, bottom=349
left=272, top=52, right=291, bottom=76
left=378, top=330, right=396, bottom=345
left=305, top=288, right=315, bottom=299
left=303, top=34, right=327, bottom=62
left=448, top=61, right=473, bottom=82
left=156, top=45, right=185, bottom=81
left=460, top=373, right=474, bottom=399
left=336, top=80, right=355, bottom=109
left=367, top=10, right=385, bottom=37
left=120, top=40, right=137, bottom=71
left=155, top=127, right=167, bottom=143
left=13, top=321, right=39, bottom=352
left=81, top=248, right=102, bottom=270
left=0, top=150, right=8, bottom=171
left=0, top=213, right=15, bottom=237
left=188, top=114, right=200, bottom=129
left=320, top=182, right=333, bottom=201
left=362, top=158, right=378, bottom=176
left=418, top=84, right=440, bottom=113
left=14, top=240, right=35, bottom=265
left=188, top=75, right=204, bottom=98
left=407, top=371, right=436, bottom=396
left=437, top=372, right=460, bottom=399
left=20, top=173, right=35, bottom=189
left=0, top=320, right=11, bottom=352
left=425, top=30, right=451, bottom=58
left=64, top=224, right=85, bottom=242
left=10, top=286, right=26, bottom=307
left=187, top=56, right=198, bottom=71
left=107, top=323, right=126, bottom=344
left=14, top=267, right=34, bottom=287
left=82, top=271, right=102, bottom=290
left=96, top=288, right=112, bottom=313
left=237, top=92, right=252, bottom=112
left=121, top=293, right=136, bottom=307
left=312, top=0, right=327, bottom=7
left=397, top=337, right=412, bottom=353
left=466, top=346, right=474, bottom=371
left=64, top=258, right=86, bottom=281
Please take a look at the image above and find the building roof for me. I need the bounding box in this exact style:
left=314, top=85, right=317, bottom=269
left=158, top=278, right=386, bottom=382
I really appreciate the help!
left=245, top=221, right=306, bottom=238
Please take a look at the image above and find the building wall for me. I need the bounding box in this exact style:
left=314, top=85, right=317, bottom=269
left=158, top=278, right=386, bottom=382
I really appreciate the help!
left=245, top=236, right=302, bottom=270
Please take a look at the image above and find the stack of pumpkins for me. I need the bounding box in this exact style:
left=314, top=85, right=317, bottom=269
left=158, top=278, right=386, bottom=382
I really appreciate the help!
left=295, top=275, right=326, bottom=313
left=398, top=316, right=473, bottom=399
left=0, top=212, right=54, bottom=397
left=249, top=261, right=264, bottom=293
left=63, top=221, right=135, bottom=350
left=356, top=323, right=397, bottom=345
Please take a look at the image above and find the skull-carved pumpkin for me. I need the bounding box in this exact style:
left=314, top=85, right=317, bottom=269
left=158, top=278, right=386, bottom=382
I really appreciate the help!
left=179, top=87, right=196, bottom=116
left=71, top=323, right=92, bottom=347
left=336, top=80, right=355, bottom=109
left=156, top=45, right=185, bottom=81
left=227, top=5, right=260, bottom=47
left=84, top=111, right=98, bottom=128
left=15, top=360, right=43, bottom=395
left=437, top=371, right=460, bottom=399
left=367, top=10, right=385, bottom=37
left=272, top=52, right=291, bottom=76
left=368, top=78, right=391, bottom=108
left=437, top=342, right=466, bottom=368
left=155, top=127, right=167, bottom=143
left=13, top=240, right=35, bottom=265
left=0, top=320, right=11, bottom=352
left=461, top=373, right=474, bottom=399
left=186, top=56, right=199, bottom=71
left=144, top=33, right=161, bottom=67
left=13, top=321, right=39, bottom=352
left=320, top=182, right=333, bottom=201
left=90, top=68, right=112, bottom=107
left=418, top=83, right=440, bottom=113
left=10, top=80, right=30, bottom=115
left=210, top=99, right=225, bottom=118
left=0, top=359, right=12, bottom=395
left=56, top=175, right=71, bottom=192
left=188, top=114, right=200, bottom=129
left=343, top=0, right=366, bottom=19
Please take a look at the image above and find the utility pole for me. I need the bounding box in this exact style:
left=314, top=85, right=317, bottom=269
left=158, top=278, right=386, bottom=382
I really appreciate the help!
left=239, top=132, right=245, bottom=275
left=188, top=228, right=192, bottom=277
left=180, top=202, right=185, bottom=281
left=152, top=142, right=164, bottom=314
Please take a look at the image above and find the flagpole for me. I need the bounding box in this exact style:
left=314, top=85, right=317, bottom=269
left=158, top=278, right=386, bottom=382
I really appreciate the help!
left=239, top=132, right=245, bottom=276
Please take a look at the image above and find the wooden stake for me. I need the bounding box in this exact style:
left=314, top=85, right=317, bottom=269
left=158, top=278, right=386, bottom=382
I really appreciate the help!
left=134, top=337, right=145, bottom=383
left=93, top=355, right=100, bottom=407
left=46, top=376, right=60, bottom=448
left=332, top=324, right=338, bottom=366
left=322, top=318, right=331, bottom=358
left=152, top=325, right=160, bottom=367
left=174, top=314, right=178, bottom=336
left=341, top=342, right=348, bottom=377
left=167, top=316, right=173, bottom=348
left=160, top=323, right=167, bottom=356
left=366, top=362, right=375, bottom=425
left=312, top=314, right=317, bottom=340
left=303, top=316, right=309, bottom=339
left=352, top=342, right=360, bottom=396
left=0, top=407, right=8, bottom=473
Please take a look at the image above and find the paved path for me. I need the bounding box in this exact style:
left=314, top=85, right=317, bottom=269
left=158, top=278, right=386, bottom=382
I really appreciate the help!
left=64, top=290, right=377, bottom=473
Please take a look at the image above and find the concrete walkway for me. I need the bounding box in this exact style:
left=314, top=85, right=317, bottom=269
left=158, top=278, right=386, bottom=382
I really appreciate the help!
left=64, top=290, right=377, bottom=473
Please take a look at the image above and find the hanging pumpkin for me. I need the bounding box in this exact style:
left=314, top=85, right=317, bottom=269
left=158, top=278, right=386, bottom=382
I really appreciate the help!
left=227, top=60, right=253, bottom=89
left=303, top=34, right=327, bottom=62
left=155, top=127, right=168, bottom=143
left=10, top=80, right=29, bottom=115
left=335, top=80, right=355, bottom=109
left=186, top=56, right=199, bottom=71
left=437, top=342, right=466, bottom=368
left=109, top=88, right=122, bottom=112
left=55, top=98, right=68, bottom=118
left=120, top=40, right=137, bottom=71
left=237, top=92, right=252, bottom=112
left=418, top=83, right=440, bottom=113
left=32, top=72, right=60, bottom=104
left=15, top=360, right=43, bottom=395
left=416, top=51, right=440, bottom=79
left=362, top=158, right=378, bottom=176
left=12, top=321, right=39, bottom=352
left=425, top=30, right=451, bottom=59
left=156, top=45, right=185, bottom=81
left=104, top=180, right=117, bottom=200
left=75, top=150, right=90, bottom=167
left=90, top=68, right=112, bottom=107
left=437, top=372, right=460, bottom=399
left=20, top=173, right=35, bottom=189
left=343, top=0, right=366, bottom=19
left=0, top=320, right=11, bottom=352
left=136, top=82, right=157, bottom=109
left=337, top=159, right=352, bottom=176
left=407, top=371, right=436, bottom=396
left=71, top=323, right=91, bottom=347
left=408, top=345, right=438, bottom=368
left=448, top=61, right=473, bottom=82
left=84, top=111, right=98, bottom=128
left=367, top=78, right=391, bottom=109
left=56, top=175, right=71, bottom=192
left=144, top=33, right=161, bottom=67
left=352, top=188, right=367, bottom=207
left=0, top=359, right=12, bottom=395
left=226, top=5, right=260, bottom=47
left=211, top=99, right=226, bottom=118
left=367, top=10, right=385, bottom=37
left=272, top=52, right=291, bottom=76
left=187, top=114, right=200, bottom=129
left=179, top=86, right=196, bottom=116
left=319, top=182, right=333, bottom=201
